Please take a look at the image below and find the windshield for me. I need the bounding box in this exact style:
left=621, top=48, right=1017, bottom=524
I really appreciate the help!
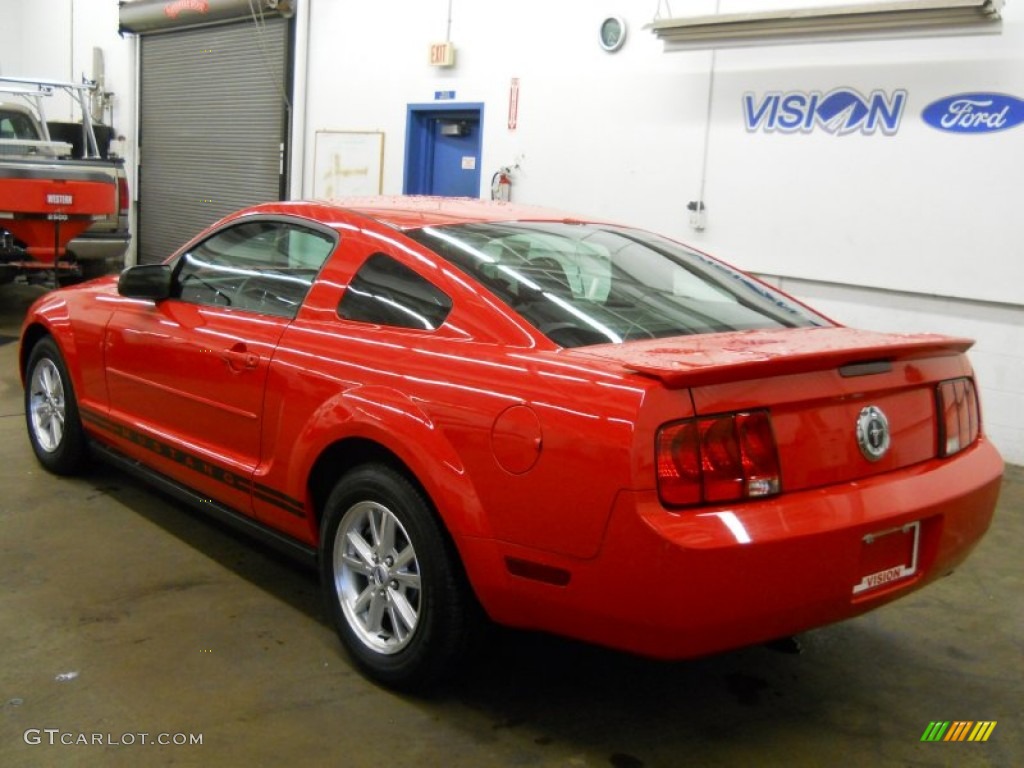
left=406, top=221, right=830, bottom=347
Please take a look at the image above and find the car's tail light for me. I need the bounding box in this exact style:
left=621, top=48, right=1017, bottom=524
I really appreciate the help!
left=117, top=176, right=130, bottom=215
left=937, top=377, right=980, bottom=457
left=657, top=410, right=781, bottom=507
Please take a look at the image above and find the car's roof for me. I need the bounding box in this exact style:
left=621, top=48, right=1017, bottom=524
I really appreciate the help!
left=280, top=196, right=591, bottom=230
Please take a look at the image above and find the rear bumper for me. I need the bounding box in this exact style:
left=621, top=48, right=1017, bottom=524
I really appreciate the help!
left=67, top=232, right=130, bottom=263
left=474, top=438, right=1003, bottom=659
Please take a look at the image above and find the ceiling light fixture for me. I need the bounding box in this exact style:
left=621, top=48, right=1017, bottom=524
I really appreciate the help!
left=648, top=0, right=1004, bottom=51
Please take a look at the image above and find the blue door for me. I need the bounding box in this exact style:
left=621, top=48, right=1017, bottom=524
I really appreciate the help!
left=405, top=105, right=483, bottom=198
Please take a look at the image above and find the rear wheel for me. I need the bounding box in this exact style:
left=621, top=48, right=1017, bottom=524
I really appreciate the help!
left=320, top=464, right=479, bottom=691
left=25, top=337, right=87, bottom=475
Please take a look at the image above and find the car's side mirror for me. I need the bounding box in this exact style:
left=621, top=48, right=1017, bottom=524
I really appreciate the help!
left=118, top=264, right=175, bottom=301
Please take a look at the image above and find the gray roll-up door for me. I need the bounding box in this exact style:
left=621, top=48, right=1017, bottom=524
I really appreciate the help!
left=139, top=18, right=290, bottom=263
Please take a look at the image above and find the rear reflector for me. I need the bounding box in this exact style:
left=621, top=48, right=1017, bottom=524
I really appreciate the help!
left=505, top=557, right=571, bottom=586
left=937, top=378, right=980, bottom=457
left=657, top=410, right=781, bottom=508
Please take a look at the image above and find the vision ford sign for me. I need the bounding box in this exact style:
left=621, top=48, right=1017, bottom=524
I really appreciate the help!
left=744, top=89, right=906, bottom=136
left=922, top=93, right=1024, bottom=134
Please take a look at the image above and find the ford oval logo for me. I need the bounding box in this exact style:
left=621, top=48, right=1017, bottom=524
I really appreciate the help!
left=922, top=93, right=1024, bottom=134
left=856, top=406, right=891, bottom=463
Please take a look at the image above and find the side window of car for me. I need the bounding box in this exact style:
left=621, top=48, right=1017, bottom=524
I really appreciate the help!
left=175, top=221, right=335, bottom=318
left=338, top=252, right=453, bottom=330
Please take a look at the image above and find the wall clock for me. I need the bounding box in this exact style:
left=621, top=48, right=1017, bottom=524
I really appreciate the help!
left=599, top=16, right=627, bottom=52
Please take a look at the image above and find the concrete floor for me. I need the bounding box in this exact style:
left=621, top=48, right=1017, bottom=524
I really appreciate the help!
left=0, top=282, right=1020, bottom=768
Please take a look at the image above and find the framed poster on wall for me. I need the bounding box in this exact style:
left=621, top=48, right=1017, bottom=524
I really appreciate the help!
left=313, top=130, right=384, bottom=198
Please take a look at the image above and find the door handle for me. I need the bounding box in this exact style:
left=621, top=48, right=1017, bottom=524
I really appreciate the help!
left=221, top=343, right=259, bottom=371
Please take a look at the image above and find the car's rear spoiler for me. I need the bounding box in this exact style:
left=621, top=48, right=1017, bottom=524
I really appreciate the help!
left=573, top=327, right=975, bottom=389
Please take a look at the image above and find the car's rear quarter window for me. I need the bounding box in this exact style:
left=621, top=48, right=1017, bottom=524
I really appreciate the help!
left=337, top=252, right=453, bottom=330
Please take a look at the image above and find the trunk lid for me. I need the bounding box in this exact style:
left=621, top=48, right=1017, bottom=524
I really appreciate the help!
left=574, top=327, right=976, bottom=493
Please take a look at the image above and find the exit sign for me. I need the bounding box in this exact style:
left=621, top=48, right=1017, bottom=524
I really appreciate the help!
left=429, top=41, right=455, bottom=67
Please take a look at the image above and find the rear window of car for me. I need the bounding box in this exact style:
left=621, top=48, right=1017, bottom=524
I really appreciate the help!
left=405, top=221, right=830, bottom=347
left=0, top=110, right=39, bottom=140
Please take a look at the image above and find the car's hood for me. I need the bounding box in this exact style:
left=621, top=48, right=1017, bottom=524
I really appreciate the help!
left=569, top=326, right=973, bottom=388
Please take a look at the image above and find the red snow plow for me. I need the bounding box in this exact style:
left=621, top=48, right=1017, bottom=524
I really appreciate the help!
left=0, top=163, right=116, bottom=263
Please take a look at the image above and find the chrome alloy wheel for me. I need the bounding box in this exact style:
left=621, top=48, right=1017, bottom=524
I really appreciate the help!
left=333, top=500, right=422, bottom=655
left=29, top=359, right=66, bottom=453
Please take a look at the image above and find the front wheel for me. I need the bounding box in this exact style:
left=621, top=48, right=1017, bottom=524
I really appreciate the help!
left=320, top=464, right=480, bottom=691
left=24, top=337, right=87, bottom=475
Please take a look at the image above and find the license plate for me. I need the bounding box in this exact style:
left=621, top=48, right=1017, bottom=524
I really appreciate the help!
left=853, top=521, right=920, bottom=595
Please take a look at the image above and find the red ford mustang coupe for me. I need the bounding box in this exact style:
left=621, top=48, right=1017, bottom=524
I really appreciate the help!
left=20, top=197, right=1003, bottom=690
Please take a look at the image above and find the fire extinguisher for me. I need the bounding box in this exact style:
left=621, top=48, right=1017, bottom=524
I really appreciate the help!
left=491, top=167, right=512, bottom=202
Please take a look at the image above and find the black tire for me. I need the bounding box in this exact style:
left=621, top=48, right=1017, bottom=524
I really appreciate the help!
left=319, top=464, right=479, bottom=692
left=24, top=337, right=88, bottom=475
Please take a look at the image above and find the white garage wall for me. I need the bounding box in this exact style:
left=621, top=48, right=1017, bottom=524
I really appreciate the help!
left=0, top=0, right=132, bottom=126
left=0, top=1, right=24, bottom=73
left=5, top=0, right=1022, bottom=465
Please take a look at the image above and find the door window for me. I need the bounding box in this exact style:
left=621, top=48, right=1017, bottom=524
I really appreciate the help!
left=175, top=220, right=336, bottom=318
